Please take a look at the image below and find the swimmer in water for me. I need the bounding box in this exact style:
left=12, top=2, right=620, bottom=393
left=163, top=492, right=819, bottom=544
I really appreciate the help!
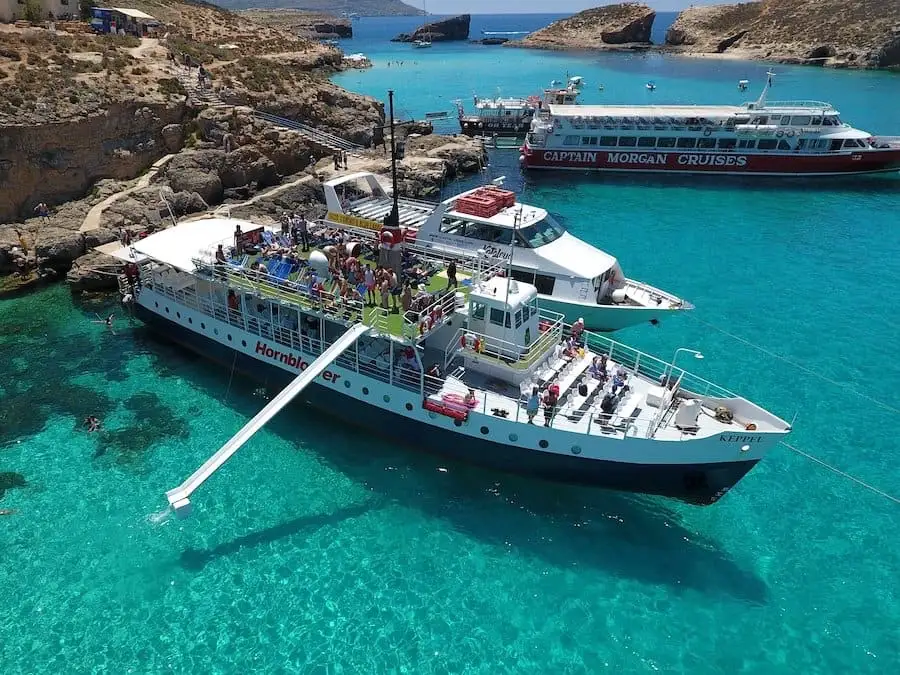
left=93, top=313, right=116, bottom=334
left=0, top=509, right=16, bottom=517
left=84, top=415, right=101, bottom=433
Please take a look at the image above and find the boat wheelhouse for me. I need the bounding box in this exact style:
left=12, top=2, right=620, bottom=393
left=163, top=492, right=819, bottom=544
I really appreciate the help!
left=322, top=172, right=690, bottom=332
left=457, top=77, right=582, bottom=137
left=521, top=78, right=900, bottom=176
left=109, top=217, right=790, bottom=514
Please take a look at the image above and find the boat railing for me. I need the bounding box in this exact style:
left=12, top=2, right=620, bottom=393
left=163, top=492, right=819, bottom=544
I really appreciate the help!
left=583, top=331, right=736, bottom=401
left=621, top=278, right=692, bottom=309
left=759, top=100, right=835, bottom=111
left=402, top=290, right=459, bottom=340
left=191, top=258, right=367, bottom=328
left=442, top=309, right=565, bottom=373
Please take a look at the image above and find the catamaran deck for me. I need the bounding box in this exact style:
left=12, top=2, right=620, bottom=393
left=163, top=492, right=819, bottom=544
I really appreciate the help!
left=345, top=195, right=434, bottom=231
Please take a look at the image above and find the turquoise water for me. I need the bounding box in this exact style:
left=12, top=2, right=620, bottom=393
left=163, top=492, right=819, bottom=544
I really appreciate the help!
left=3, top=16, right=900, bottom=673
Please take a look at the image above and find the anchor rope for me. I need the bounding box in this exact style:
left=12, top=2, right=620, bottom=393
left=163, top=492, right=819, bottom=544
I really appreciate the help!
left=687, top=314, right=900, bottom=417
left=224, top=350, right=238, bottom=401
left=780, top=441, right=900, bottom=506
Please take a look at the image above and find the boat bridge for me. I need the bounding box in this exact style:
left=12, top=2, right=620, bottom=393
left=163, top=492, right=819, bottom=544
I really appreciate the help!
left=165, top=322, right=370, bottom=518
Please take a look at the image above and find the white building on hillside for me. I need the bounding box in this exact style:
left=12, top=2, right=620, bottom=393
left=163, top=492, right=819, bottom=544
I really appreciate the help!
left=1, top=0, right=76, bottom=22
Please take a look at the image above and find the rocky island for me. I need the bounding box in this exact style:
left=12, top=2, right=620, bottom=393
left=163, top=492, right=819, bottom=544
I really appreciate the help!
left=392, top=14, right=471, bottom=43
left=511, top=3, right=655, bottom=51
left=0, top=0, right=485, bottom=296
left=664, top=0, right=900, bottom=69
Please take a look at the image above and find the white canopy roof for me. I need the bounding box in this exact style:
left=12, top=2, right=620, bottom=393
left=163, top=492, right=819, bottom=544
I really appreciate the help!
left=131, top=217, right=258, bottom=272
left=111, top=7, right=157, bottom=20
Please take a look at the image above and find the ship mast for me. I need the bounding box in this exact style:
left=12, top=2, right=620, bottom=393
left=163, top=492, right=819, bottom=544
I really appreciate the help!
left=754, top=70, right=776, bottom=110
left=385, top=89, right=400, bottom=228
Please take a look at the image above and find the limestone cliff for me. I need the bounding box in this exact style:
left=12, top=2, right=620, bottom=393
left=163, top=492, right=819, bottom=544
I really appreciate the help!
left=392, top=14, right=471, bottom=42
left=513, top=3, right=655, bottom=51
left=240, top=10, right=353, bottom=39
left=664, top=0, right=900, bottom=69
left=0, top=103, right=187, bottom=223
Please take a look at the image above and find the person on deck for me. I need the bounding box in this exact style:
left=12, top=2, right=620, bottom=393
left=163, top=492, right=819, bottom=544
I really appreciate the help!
left=234, top=225, right=243, bottom=256
left=526, top=386, right=540, bottom=424
left=297, top=214, right=310, bottom=252
left=364, top=265, right=376, bottom=305
left=446, top=260, right=458, bottom=290
left=543, top=384, right=560, bottom=427
left=215, top=244, right=227, bottom=265
left=571, top=317, right=585, bottom=345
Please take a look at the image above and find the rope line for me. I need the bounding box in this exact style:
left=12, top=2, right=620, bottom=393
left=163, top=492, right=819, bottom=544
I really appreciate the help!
left=780, top=441, right=900, bottom=506
left=688, top=315, right=900, bottom=417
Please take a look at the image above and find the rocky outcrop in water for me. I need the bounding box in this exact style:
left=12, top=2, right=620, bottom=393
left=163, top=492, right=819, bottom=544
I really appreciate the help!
left=392, top=14, right=471, bottom=42
left=513, top=3, right=655, bottom=51
left=240, top=10, right=353, bottom=39
left=664, top=0, right=900, bottom=69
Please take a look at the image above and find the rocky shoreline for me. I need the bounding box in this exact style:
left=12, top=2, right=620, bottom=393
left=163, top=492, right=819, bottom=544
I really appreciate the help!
left=392, top=14, right=471, bottom=43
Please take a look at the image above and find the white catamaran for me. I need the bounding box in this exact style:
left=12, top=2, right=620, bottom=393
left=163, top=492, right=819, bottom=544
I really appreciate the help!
left=323, top=172, right=691, bottom=332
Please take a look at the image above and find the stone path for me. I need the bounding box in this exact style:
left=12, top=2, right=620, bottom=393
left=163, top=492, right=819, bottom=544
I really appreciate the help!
left=79, top=154, right=176, bottom=233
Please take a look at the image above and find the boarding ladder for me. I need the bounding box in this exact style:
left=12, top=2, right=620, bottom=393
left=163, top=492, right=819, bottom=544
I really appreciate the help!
left=164, top=323, right=370, bottom=517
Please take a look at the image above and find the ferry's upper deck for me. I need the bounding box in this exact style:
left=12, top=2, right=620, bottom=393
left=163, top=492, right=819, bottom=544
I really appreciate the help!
left=547, top=100, right=841, bottom=120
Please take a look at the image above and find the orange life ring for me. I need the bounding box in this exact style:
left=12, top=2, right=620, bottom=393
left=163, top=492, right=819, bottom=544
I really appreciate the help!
left=745, top=423, right=757, bottom=431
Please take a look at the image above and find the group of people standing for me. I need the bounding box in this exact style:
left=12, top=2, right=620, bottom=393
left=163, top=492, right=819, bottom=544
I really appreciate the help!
left=280, top=213, right=310, bottom=252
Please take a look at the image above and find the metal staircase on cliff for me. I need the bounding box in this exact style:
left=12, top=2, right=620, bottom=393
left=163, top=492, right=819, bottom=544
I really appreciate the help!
left=173, top=68, right=364, bottom=156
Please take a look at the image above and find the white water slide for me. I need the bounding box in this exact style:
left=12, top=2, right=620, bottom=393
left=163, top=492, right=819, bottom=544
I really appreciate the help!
left=165, top=323, right=370, bottom=518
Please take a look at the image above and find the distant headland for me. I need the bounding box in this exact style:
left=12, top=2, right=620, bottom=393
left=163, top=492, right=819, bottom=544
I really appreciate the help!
left=510, top=1, right=900, bottom=70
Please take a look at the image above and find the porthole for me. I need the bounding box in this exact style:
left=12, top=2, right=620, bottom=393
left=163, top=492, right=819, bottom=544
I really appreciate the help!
left=176, top=312, right=181, bottom=319
left=405, top=403, right=413, bottom=411
left=201, top=322, right=206, bottom=330
left=241, top=340, right=246, bottom=347
left=214, top=328, right=219, bottom=336
left=383, top=395, right=390, bottom=403
left=188, top=318, right=193, bottom=324
left=344, top=380, right=351, bottom=388
left=165, top=307, right=169, bottom=313
left=480, top=426, right=489, bottom=435
left=539, top=440, right=549, bottom=449
left=227, top=335, right=232, bottom=342
left=508, top=433, right=518, bottom=442
left=362, top=387, right=369, bottom=396
left=454, top=419, right=463, bottom=427
left=154, top=302, right=158, bottom=308
left=741, top=444, right=751, bottom=453
left=571, top=445, right=582, bottom=455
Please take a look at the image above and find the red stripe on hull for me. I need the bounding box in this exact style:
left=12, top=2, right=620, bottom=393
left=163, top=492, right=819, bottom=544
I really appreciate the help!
left=521, top=148, right=900, bottom=176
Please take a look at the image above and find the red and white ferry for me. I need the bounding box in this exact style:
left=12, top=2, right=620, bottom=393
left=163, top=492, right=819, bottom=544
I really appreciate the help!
left=520, top=76, right=900, bottom=177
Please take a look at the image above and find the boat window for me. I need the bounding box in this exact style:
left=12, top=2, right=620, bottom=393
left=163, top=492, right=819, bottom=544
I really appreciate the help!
left=811, top=116, right=822, bottom=125
left=738, top=139, right=756, bottom=149
left=791, top=116, right=812, bottom=126
left=563, top=135, right=580, bottom=146
left=514, top=309, right=523, bottom=328
left=440, top=216, right=467, bottom=235
left=777, top=140, right=791, bottom=150
left=843, top=139, right=864, bottom=149
left=757, top=139, right=777, bottom=150
left=617, top=137, right=637, bottom=147
left=829, top=139, right=843, bottom=151
left=637, top=137, right=656, bottom=148
left=718, top=137, right=737, bottom=149
left=464, top=222, right=513, bottom=245
left=677, top=137, right=697, bottom=149
left=489, top=307, right=510, bottom=328
left=471, top=302, right=486, bottom=320
left=657, top=137, right=677, bottom=148
left=581, top=136, right=598, bottom=146
left=598, top=136, right=618, bottom=147
left=697, top=137, right=716, bottom=149
left=534, top=274, right=555, bottom=295
left=515, top=214, right=566, bottom=248
left=511, top=268, right=535, bottom=285
left=769, top=115, right=782, bottom=123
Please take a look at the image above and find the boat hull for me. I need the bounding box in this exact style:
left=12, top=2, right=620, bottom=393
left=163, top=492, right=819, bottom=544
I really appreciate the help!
left=520, top=147, right=900, bottom=176
left=538, top=295, right=679, bottom=332
left=135, top=303, right=756, bottom=505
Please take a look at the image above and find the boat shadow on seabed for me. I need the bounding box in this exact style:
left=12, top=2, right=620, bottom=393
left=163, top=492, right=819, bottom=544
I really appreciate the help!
left=168, top=351, right=768, bottom=606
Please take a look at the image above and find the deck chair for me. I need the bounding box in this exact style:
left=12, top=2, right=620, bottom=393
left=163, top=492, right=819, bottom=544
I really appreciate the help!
left=261, top=230, right=275, bottom=246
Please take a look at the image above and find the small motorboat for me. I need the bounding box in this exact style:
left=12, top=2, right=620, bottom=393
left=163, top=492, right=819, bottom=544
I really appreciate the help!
left=646, top=81, right=656, bottom=91
left=738, top=79, right=749, bottom=92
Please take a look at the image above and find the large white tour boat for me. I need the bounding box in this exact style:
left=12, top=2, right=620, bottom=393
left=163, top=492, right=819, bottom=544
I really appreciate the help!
left=322, top=172, right=691, bottom=332
left=457, top=77, right=582, bottom=138
left=520, top=75, right=900, bottom=176
left=109, top=217, right=790, bottom=515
